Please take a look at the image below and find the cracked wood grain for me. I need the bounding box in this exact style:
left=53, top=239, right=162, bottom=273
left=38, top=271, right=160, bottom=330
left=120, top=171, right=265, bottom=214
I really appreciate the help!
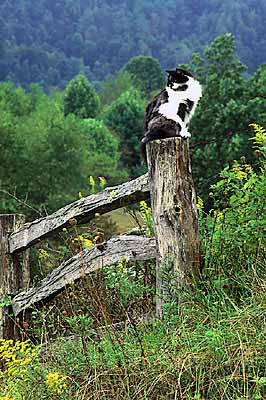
left=12, top=234, right=156, bottom=316
left=8, top=173, right=149, bottom=254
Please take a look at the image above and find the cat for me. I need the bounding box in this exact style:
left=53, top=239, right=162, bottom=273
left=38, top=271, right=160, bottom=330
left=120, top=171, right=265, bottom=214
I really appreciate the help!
left=141, top=68, right=202, bottom=157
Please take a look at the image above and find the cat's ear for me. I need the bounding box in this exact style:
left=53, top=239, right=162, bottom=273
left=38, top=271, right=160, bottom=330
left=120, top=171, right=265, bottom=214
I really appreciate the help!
left=166, top=70, right=175, bottom=74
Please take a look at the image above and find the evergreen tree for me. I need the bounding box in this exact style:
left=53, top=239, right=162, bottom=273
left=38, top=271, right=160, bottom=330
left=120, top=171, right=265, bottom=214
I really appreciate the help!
left=123, top=56, right=165, bottom=97
left=64, top=75, right=100, bottom=118
left=103, top=88, right=146, bottom=177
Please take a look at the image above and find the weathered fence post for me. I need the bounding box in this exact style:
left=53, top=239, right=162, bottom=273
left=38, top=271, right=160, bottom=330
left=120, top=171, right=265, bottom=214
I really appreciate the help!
left=146, top=138, right=200, bottom=317
left=0, top=214, right=30, bottom=340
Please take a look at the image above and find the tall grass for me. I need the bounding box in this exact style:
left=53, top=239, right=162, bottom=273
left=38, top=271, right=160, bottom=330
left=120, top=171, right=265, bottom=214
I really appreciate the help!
left=1, top=126, right=265, bottom=399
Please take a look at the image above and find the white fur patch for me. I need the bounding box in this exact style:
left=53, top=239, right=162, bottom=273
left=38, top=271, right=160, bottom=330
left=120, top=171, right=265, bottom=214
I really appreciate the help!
left=158, top=76, right=202, bottom=137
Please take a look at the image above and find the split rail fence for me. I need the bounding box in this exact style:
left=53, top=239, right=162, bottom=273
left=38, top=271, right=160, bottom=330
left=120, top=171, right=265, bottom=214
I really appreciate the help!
left=0, top=137, right=200, bottom=340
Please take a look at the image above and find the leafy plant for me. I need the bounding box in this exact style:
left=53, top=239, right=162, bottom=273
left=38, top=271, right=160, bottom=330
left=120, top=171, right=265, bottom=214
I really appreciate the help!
left=139, top=200, right=154, bottom=237
left=201, top=123, right=266, bottom=275
left=0, top=339, right=68, bottom=400
left=104, top=259, right=152, bottom=308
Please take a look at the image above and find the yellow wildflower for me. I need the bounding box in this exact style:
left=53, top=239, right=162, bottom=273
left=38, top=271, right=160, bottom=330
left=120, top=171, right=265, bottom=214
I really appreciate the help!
left=38, top=249, right=49, bottom=259
left=232, top=162, right=247, bottom=180
left=99, top=176, right=106, bottom=189
left=83, top=239, right=93, bottom=248
left=46, top=372, right=67, bottom=395
left=197, top=197, right=204, bottom=210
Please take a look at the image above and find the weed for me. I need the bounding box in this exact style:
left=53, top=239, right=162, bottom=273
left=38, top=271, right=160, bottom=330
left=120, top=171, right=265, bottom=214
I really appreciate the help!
left=0, top=339, right=69, bottom=399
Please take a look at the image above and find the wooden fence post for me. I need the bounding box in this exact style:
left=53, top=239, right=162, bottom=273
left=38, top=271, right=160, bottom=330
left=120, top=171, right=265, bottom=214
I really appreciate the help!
left=146, top=138, right=200, bottom=317
left=0, top=214, right=30, bottom=340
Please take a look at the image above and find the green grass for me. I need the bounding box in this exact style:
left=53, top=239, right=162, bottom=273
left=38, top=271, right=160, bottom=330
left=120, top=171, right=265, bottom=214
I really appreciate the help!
left=1, top=127, right=265, bottom=399
left=106, top=208, right=143, bottom=233
left=36, top=267, right=266, bottom=400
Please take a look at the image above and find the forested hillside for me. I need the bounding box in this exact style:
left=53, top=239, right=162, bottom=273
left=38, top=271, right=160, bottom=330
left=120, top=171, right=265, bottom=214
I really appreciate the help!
left=1, top=0, right=266, bottom=89
left=1, top=33, right=266, bottom=217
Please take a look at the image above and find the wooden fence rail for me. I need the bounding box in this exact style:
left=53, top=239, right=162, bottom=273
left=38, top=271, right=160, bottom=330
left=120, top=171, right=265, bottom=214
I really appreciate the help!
left=1, top=136, right=200, bottom=339
left=12, top=234, right=156, bottom=317
left=8, top=173, right=149, bottom=254
left=1, top=174, right=150, bottom=339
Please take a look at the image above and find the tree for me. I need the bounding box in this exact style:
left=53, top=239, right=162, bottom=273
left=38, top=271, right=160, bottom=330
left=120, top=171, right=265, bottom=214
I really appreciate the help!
left=0, top=83, right=126, bottom=217
left=183, top=34, right=265, bottom=205
left=122, top=56, right=165, bottom=97
left=102, top=88, right=146, bottom=177
left=99, top=71, right=135, bottom=105
left=7, top=100, right=90, bottom=214
left=81, top=118, right=126, bottom=184
left=64, top=75, right=100, bottom=118
left=2, top=0, right=266, bottom=89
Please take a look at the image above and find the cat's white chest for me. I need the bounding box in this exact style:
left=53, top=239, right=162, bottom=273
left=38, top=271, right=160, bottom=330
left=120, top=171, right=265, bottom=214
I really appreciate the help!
left=158, top=89, right=184, bottom=123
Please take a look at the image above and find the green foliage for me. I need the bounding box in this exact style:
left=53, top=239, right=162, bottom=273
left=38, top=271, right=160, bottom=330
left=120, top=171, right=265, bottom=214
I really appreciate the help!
left=199, top=124, right=266, bottom=275
left=0, top=339, right=69, bottom=399
left=0, top=82, right=33, bottom=117
left=1, top=0, right=266, bottom=89
left=25, top=128, right=265, bottom=399
left=122, top=55, right=165, bottom=97
left=102, top=88, right=146, bottom=177
left=99, top=71, right=135, bottom=105
left=64, top=75, right=100, bottom=118
left=182, top=34, right=266, bottom=204
left=0, top=94, right=88, bottom=214
left=82, top=119, right=117, bottom=157
left=81, top=118, right=125, bottom=184
left=104, top=260, right=151, bottom=308
left=0, top=83, right=122, bottom=217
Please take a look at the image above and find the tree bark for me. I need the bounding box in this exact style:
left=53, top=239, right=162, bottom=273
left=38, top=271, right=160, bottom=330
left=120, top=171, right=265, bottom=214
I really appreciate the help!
left=146, top=138, right=200, bottom=317
left=0, top=215, right=30, bottom=339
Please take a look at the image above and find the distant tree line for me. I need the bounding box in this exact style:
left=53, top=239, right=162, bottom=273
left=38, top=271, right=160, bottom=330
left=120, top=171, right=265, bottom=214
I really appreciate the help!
left=1, top=0, right=266, bottom=89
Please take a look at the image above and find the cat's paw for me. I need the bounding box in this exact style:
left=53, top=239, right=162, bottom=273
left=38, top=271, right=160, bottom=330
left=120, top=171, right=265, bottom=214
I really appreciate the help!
left=180, top=129, right=191, bottom=138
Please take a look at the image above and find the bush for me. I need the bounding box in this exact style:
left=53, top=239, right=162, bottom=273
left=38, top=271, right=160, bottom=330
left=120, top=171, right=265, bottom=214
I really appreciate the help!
left=0, top=339, right=69, bottom=399
left=199, top=123, right=266, bottom=277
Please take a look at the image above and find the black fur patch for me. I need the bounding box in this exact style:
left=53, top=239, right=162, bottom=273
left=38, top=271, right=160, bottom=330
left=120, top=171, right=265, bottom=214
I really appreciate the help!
left=187, top=99, right=194, bottom=112
left=176, top=122, right=182, bottom=135
left=177, top=103, right=187, bottom=122
left=175, top=84, right=188, bottom=91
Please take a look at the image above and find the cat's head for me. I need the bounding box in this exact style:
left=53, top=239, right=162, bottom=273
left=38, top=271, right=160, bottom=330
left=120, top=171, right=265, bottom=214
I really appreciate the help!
left=166, top=68, right=193, bottom=89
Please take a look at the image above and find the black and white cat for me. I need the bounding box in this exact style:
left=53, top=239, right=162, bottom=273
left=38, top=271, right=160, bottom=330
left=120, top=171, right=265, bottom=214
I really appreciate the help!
left=141, top=68, right=202, bottom=149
